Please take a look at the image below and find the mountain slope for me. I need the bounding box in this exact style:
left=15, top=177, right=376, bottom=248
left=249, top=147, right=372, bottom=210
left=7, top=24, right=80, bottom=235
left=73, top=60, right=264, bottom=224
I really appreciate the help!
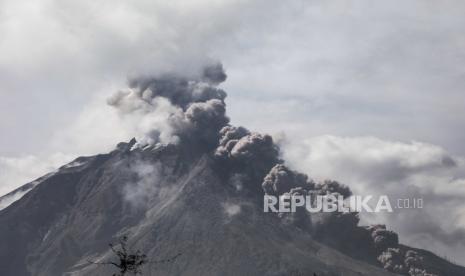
left=0, top=140, right=462, bottom=275
left=0, top=141, right=393, bottom=276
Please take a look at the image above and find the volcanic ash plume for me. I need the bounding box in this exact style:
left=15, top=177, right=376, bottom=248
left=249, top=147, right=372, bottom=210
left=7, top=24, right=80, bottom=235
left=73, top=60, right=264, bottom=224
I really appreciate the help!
left=262, top=164, right=313, bottom=196
left=106, top=64, right=442, bottom=276
left=127, top=63, right=227, bottom=110
left=215, top=127, right=281, bottom=183
left=107, top=63, right=230, bottom=149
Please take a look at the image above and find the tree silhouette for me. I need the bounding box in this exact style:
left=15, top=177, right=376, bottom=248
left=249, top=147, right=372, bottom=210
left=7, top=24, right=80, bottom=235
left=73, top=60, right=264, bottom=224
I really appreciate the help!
left=89, top=236, right=181, bottom=276
left=109, top=236, right=146, bottom=275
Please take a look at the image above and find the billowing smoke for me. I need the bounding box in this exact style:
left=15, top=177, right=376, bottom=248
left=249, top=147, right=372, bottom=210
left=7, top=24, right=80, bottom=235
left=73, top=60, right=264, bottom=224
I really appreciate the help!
left=262, top=164, right=314, bottom=196
left=201, top=63, right=228, bottom=85
left=279, top=187, right=313, bottom=230
left=218, top=132, right=280, bottom=165
left=365, top=225, right=438, bottom=276
left=107, top=89, right=186, bottom=146
left=108, top=63, right=230, bottom=149
left=261, top=164, right=352, bottom=200
left=127, top=63, right=227, bottom=110
left=216, top=130, right=280, bottom=172
left=214, top=126, right=282, bottom=193
left=260, top=163, right=362, bottom=243
left=314, top=180, right=352, bottom=198
left=377, top=247, right=438, bottom=276
left=184, top=99, right=229, bottom=146
left=367, top=224, right=399, bottom=252
left=215, top=126, right=251, bottom=157
left=378, top=248, right=407, bottom=274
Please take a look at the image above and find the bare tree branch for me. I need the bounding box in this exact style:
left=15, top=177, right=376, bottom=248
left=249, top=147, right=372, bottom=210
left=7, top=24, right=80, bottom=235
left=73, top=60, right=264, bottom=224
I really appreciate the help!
left=90, top=235, right=181, bottom=275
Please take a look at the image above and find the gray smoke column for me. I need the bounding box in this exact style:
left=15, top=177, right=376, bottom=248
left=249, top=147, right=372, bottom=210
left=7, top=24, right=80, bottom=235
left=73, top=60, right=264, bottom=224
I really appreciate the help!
left=108, top=63, right=230, bottom=148
left=127, top=63, right=227, bottom=110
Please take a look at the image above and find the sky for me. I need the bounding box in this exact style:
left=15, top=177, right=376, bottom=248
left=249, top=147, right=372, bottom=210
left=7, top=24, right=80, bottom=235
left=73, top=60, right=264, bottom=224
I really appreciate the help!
left=1, top=0, right=465, bottom=264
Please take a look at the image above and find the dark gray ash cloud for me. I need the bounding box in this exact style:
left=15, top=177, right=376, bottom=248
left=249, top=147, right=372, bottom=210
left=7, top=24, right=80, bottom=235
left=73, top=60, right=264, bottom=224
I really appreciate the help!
left=262, top=164, right=312, bottom=196
left=127, top=64, right=227, bottom=110
left=108, top=64, right=230, bottom=148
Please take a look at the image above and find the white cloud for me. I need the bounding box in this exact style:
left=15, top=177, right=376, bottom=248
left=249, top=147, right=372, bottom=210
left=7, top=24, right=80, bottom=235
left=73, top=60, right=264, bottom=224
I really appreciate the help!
left=281, top=135, right=465, bottom=264
left=0, top=152, right=74, bottom=196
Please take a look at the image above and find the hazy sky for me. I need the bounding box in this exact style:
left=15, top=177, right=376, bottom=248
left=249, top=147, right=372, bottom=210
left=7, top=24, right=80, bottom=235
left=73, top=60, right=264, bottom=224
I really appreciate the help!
left=1, top=0, right=465, bottom=264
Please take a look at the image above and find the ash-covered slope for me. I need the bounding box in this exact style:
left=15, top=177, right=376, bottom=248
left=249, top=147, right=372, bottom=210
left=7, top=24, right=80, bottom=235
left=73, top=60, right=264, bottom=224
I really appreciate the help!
left=0, top=64, right=463, bottom=276
left=0, top=140, right=392, bottom=276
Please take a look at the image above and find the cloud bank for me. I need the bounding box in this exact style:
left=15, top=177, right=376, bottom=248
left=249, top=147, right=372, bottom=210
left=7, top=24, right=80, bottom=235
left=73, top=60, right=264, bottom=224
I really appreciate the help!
left=281, top=135, right=465, bottom=264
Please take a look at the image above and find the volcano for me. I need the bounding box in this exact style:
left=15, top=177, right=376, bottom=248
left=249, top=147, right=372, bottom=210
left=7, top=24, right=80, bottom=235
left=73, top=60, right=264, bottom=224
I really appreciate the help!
left=0, top=65, right=463, bottom=276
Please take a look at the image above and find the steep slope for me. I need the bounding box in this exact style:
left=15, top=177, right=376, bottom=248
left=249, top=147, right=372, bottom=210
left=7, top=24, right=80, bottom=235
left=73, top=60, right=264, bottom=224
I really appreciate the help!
left=0, top=140, right=462, bottom=275
left=0, top=141, right=394, bottom=276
